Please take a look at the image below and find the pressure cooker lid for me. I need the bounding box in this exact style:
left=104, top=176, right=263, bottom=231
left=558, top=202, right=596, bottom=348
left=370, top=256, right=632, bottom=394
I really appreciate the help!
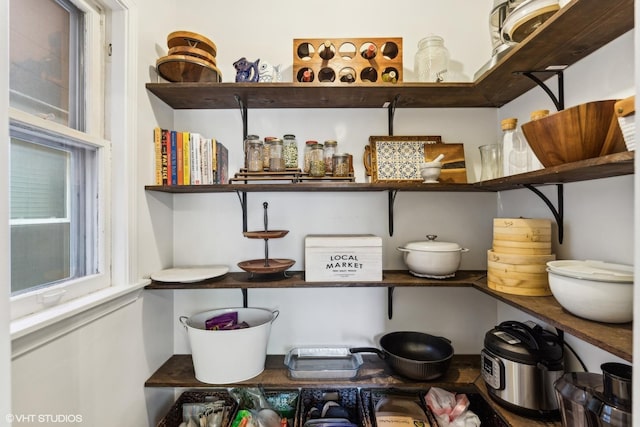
left=484, top=320, right=563, bottom=366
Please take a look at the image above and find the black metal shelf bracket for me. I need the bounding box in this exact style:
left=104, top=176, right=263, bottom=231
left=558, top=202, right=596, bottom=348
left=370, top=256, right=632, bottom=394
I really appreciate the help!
left=388, top=190, right=398, bottom=236
left=387, top=94, right=400, bottom=136
left=241, top=288, right=248, bottom=307
left=235, top=95, right=249, bottom=140
left=516, top=69, right=565, bottom=111
left=235, top=190, right=248, bottom=232
left=388, top=286, right=395, bottom=319
left=524, top=183, right=564, bottom=244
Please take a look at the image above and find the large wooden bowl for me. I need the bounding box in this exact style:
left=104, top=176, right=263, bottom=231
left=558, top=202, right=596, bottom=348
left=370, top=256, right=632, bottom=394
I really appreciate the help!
left=521, top=100, right=626, bottom=167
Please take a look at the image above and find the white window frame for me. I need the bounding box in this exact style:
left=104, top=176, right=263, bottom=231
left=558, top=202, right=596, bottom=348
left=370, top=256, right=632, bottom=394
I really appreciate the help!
left=8, top=0, right=140, bottom=325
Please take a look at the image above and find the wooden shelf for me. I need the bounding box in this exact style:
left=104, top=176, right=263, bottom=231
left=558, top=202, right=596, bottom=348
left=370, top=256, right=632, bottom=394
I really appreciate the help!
left=144, top=270, right=485, bottom=289
left=474, top=279, right=632, bottom=362
left=144, top=152, right=634, bottom=193
left=146, top=354, right=559, bottom=426
left=145, top=0, right=633, bottom=110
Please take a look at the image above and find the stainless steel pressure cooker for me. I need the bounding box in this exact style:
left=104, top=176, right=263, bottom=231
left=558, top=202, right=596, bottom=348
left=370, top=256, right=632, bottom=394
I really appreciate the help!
left=481, top=320, right=564, bottom=419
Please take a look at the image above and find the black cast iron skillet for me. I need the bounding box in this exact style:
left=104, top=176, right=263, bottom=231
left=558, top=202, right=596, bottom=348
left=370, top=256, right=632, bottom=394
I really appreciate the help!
left=350, top=331, right=454, bottom=381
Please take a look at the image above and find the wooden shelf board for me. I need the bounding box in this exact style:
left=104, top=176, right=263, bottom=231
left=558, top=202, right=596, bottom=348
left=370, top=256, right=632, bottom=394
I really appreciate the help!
left=145, top=152, right=633, bottom=193
left=474, top=279, right=632, bottom=362
left=477, top=152, right=634, bottom=191
left=475, top=0, right=634, bottom=106
left=144, top=354, right=480, bottom=388
left=144, top=182, right=486, bottom=193
left=144, top=270, right=486, bottom=289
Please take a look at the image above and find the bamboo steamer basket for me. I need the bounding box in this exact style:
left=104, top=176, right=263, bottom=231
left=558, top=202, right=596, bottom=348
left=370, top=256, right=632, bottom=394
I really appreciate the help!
left=492, top=241, right=552, bottom=255
left=493, top=218, right=551, bottom=242
left=487, top=249, right=556, bottom=264
left=486, top=249, right=555, bottom=296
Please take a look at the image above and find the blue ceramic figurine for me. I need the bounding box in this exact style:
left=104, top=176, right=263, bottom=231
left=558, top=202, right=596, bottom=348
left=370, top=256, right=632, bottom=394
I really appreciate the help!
left=233, top=57, right=260, bottom=82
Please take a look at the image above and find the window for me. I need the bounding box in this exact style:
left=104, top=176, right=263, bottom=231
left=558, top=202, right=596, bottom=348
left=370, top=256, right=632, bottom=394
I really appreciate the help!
left=9, top=0, right=114, bottom=319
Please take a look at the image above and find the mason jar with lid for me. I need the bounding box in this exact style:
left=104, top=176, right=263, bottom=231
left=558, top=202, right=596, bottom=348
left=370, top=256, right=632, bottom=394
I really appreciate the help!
left=283, top=134, right=298, bottom=169
left=414, top=35, right=450, bottom=82
left=269, top=138, right=285, bottom=172
left=246, top=138, right=263, bottom=172
left=309, top=143, right=325, bottom=177
left=332, top=153, right=350, bottom=177
left=244, top=134, right=260, bottom=169
left=303, top=140, right=318, bottom=173
left=323, top=140, right=338, bottom=173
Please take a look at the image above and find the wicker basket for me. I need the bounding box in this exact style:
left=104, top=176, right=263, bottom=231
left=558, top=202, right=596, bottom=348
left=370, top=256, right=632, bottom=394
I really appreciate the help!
left=157, top=390, right=238, bottom=427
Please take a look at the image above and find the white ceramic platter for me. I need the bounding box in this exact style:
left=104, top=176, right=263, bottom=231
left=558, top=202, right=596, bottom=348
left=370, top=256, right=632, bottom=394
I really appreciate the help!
left=151, top=266, right=229, bottom=283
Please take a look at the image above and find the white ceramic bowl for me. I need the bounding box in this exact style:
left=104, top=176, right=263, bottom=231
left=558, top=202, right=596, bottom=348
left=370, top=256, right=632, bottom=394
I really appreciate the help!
left=420, top=162, right=442, bottom=183
left=547, top=261, right=633, bottom=323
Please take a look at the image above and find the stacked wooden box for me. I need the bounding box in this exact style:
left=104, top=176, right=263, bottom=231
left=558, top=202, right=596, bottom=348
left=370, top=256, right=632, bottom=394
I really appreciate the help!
left=487, top=218, right=555, bottom=296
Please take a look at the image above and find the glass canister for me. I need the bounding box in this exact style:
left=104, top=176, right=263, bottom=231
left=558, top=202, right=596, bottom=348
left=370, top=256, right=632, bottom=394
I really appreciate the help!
left=414, top=35, right=450, bottom=82
left=332, top=153, right=350, bottom=177
left=244, top=134, right=260, bottom=169
left=246, top=138, right=263, bottom=172
left=323, top=140, right=337, bottom=173
left=479, top=144, right=503, bottom=181
left=309, top=143, right=325, bottom=177
left=263, top=137, right=276, bottom=169
left=283, top=134, right=298, bottom=169
left=269, top=138, right=285, bottom=172
left=303, top=140, right=318, bottom=173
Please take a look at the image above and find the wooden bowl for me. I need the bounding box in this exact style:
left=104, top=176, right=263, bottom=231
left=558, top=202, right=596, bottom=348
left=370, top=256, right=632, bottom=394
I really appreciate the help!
left=520, top=100, right=626, bottom=167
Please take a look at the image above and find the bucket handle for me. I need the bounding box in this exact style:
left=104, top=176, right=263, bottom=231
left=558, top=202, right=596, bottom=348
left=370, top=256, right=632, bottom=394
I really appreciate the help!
left=271, top=310, right=280, bottom=323
left=179, top=315, right=189, bottom=329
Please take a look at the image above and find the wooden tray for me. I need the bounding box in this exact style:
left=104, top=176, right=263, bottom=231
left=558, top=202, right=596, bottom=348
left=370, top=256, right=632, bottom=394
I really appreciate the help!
left=243, top=230, right=289, bottom=239
left=364, top=135, right=441, bottom=182
left=238, top=258, right=295, bottom=274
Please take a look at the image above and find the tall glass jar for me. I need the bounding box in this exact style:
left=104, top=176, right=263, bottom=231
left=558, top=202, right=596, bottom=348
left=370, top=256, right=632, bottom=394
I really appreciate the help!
left=303, top=140, right=318, bottom=173
left=263, top=137, right=276, bottom=169
left=244, top=134, right=260, bottom=169
left=246, top=139, right=263, bottom=172
left=269, top=138, right=285, bottom=171
left=309, top=143, right=325, bottom=177
left=323, top=140, right=337, bottom=173
left=414, top=35, right=450, bottom=82
left=332, top=153, right=350, bottom=177
left=283, top=134, right=298, bottom=169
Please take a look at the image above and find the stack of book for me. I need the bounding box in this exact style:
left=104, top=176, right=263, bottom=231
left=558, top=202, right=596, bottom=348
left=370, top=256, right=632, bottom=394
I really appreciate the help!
left=154, top=127, right=228, bottom=185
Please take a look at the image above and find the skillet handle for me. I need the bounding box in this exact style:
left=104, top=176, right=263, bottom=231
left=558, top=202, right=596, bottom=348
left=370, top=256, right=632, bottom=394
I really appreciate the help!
left=349, top=347, right=387, bottom=360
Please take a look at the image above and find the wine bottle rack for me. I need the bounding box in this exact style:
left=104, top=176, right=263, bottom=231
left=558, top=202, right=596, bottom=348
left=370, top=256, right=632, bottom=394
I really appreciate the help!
left=293, top=37, right=403, bottom=85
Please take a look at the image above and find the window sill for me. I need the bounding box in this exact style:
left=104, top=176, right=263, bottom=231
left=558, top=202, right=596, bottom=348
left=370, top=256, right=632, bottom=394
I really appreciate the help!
left=10, top=280, right=148, bottom=358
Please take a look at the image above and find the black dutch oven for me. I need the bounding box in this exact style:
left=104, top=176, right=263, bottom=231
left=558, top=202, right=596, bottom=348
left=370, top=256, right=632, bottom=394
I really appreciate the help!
left=350, top=331, right=454, bottom=380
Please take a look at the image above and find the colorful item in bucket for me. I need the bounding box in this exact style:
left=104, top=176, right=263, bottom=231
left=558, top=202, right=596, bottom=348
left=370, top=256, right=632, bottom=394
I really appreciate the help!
left=205, top=311, right=250, bottom=330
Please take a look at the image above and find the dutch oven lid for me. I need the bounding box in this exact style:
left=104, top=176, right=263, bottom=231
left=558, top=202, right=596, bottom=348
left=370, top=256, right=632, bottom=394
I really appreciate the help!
left=403, top=235, right=462, bottom=252
left=484, top=320, right=563, bottom=367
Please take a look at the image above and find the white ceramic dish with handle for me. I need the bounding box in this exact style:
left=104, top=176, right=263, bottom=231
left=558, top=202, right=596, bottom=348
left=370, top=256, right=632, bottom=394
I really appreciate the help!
left=397, top=235, right=469, bottom=278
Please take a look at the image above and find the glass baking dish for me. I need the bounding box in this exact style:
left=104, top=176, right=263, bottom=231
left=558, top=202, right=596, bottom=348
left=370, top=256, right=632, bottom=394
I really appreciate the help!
left=284, top=346, right=363, bottom=379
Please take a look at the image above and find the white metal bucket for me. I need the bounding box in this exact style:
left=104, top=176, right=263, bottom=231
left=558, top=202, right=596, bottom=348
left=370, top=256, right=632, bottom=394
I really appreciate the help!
left=179, top=307, right=279, bottom=384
